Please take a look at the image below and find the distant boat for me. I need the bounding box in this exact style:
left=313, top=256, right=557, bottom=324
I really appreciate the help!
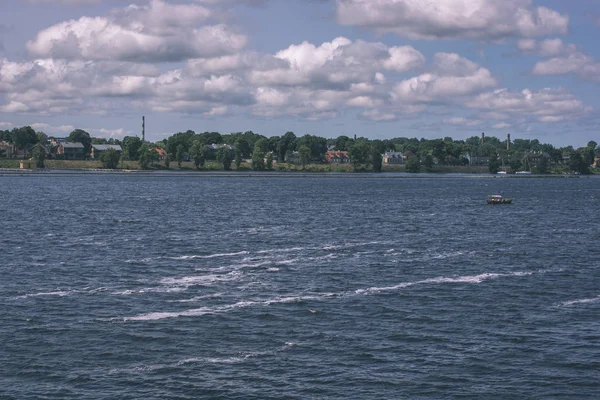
left=497, top=171, right=507, bottom=175
left=515, top=170, right=532, bottom=175
left=487, top=194, right=512, bottom=204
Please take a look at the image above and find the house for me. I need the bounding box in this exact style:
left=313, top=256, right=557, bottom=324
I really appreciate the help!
left=523, top=151, right=551, bottom=168
left=0, top=141, right=13, bottom=158
left=57, top=142, right=85, bottom=160
left=325, top=150, right=350, bottom=164
left=463, top=152, right=489, bottom=166
left=90, top=144, right=122, bottom=160
left=382, top=151, right=403, bottom=164
left=204, top=143, right=234, bottom=160
left=154, top=148, right=167, bottom=161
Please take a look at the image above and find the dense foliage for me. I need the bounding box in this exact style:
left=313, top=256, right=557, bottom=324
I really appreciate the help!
left=1, top=125, right=598, bottom=174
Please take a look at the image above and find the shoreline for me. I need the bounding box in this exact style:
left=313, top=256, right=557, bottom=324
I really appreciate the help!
left=0, top=168, right=589, bottom=178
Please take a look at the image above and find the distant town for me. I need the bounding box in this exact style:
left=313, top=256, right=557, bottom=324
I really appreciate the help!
left=0, top=125, right=598, bottom=175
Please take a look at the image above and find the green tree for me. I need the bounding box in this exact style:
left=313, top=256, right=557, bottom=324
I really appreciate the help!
left=176, top=144, right=185, bottom=167
left=32, top=143, right=45, bottom=168
left=371, top=147, right=382, bottom=172
left=266, top=152, right=273, bottom=170
left=164, top=153, right=170, bottom=168
left=235, top=143, right=242, bottom=169
left=570, top=151, right=590, bottom=174
left=349, top=141, right=370, bottom=171
left=100, top=147, right=120, bottom=169
left=423, top=154, right=434, bottom=171
left=217, top=147, right=232, bottom=171
left=11, top=126, right=37, bottom=157
left=36, top=131, right=48, bottom=145
left=489, top=153, right=500, bottom=174
left=138, top=144, right=152, bottom=170
left=405, top=156, right=421, bottom=173
left=190, top=141, right=205, bottom=169
left=297, top=144, right=310, bottom=168
left=122, top=136, right=142, bottom=160
left=68, top=129, right=92, bottom=157
left=335, top=135, right=353, bottom=151
left=277, top=131, right=296, bottom=162
left=537, top=154, right=548, bottom=174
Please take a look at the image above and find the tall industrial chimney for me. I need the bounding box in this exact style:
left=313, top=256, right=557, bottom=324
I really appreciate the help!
left=481, top=132, right=485, bottom=145
left=142, top=116, right=145, bottom=142
left=507, top=133, right=511, bottom=150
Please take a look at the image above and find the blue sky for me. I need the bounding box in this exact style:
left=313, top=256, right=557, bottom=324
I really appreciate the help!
left=1, top=0, right=599, bottom=147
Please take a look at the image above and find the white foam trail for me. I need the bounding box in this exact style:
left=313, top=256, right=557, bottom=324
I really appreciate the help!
left=356, top=271, right=533, bottom=294
left=160, top=272, right=239, bottom=286
left=559, top=296, right=600, bottom=307
left=123, top=300, right=260, bottom=321
left=167, top=251, right=249, bottom=260
left=122, top=292, right=339, bottom=322
left=256, top=247, right=305, bottom=254
left=11, top=286, right=110, bottom=299
left=12, top=290, right=74, bottom=299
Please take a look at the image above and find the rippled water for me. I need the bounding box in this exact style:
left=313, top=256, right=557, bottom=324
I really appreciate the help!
left=1, top=174, right=599, bottom=399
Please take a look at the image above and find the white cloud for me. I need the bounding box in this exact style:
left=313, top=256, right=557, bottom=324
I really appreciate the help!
left=467, top=88, right=592, bottom=123
left=443, top=117, right=483, bottom=127
left=26, top=0, right=246, bottom=62
left=518, top=38, right=577, bottom=57
left=492, top=122, right=512, bottom=129
left=336, top=0, right=569, bottom=40
left=362, top=109, right=397, bottom=121
left=30, top=123, right=74, bottom=133
left=0, top=121, right=13, bottom=128
left=392, top=53, right=497, bottom=103
left=532, top=52, right=600, bottom=81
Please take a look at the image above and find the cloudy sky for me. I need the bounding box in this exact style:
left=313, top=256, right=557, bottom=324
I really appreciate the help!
left=1, top=0, right=599, bottom=146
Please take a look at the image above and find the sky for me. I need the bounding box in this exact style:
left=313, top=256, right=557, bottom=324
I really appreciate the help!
left=1, top=0, right=599, bottom=147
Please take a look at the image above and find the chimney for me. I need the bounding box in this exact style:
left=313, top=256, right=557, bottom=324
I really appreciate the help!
left=481, top=132, right=485, bottom=145
left=507, top=133, right=511, bottom=151
left=354, top=134, right=357, bottom=140
left=142, top=116, right=145, bottom=142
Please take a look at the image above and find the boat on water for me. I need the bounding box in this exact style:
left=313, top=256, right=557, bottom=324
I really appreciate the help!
left=515, top=170, right=532, bottom=175
left=487, top=194, right=512, bottom=204
left=497, top=171, right=507, bottom=175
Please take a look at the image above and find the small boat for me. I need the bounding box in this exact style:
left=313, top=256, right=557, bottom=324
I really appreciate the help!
left=515, top=170, right=532, bottom=175
left=497, top=170, right=507, bottom=175
left=487, top=194, right=512, bottom=204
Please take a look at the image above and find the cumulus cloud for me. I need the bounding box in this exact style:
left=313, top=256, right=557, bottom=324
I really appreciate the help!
left=467, top=88, right=592, bottom=123
left=532, top=52, right=600, bottom=81
left=30, top=122, right=75, bottom=133
left=336, top=0, right=569, bottom=40
left=517, top=38, right=577, bottom=57
left=443, top=117, right=483, bottom=127
left=1, top=30, right=593, bottom=128
left=26, top=0, right=247, bottom=62
left=392, top=53, right=497, bottom=103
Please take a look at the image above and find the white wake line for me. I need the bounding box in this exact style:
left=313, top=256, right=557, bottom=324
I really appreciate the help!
left=121, top=270, right=536, bottom=322
left=108, top=343, right=297, bottom=374
left=132, top=240, right=399, bottom=263
left=558, top=295, right=600, bottom=307
left=9, top=287, right=108, bottom=300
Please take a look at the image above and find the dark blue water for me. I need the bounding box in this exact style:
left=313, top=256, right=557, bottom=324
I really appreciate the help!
left=1, top=174, right=599, bottom=399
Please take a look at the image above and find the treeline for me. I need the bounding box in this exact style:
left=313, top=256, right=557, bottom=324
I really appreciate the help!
left=1, top=126, right=598, bottom=173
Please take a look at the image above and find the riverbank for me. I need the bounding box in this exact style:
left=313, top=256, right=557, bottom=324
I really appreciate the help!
left=1, top=159, right=595, bottom=175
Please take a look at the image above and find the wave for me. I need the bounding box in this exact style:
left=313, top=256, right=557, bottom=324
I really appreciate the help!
left=122, top=293, right=338, bottom=321
left=167, top=251, right=249, bottom=260
left=160, top=271, right=240, bottom=286
left=356, top=271, right=534, bottom=295
left=11, top=286, right=109, bottom=300
left=558, top=296, right=600, bottom=307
